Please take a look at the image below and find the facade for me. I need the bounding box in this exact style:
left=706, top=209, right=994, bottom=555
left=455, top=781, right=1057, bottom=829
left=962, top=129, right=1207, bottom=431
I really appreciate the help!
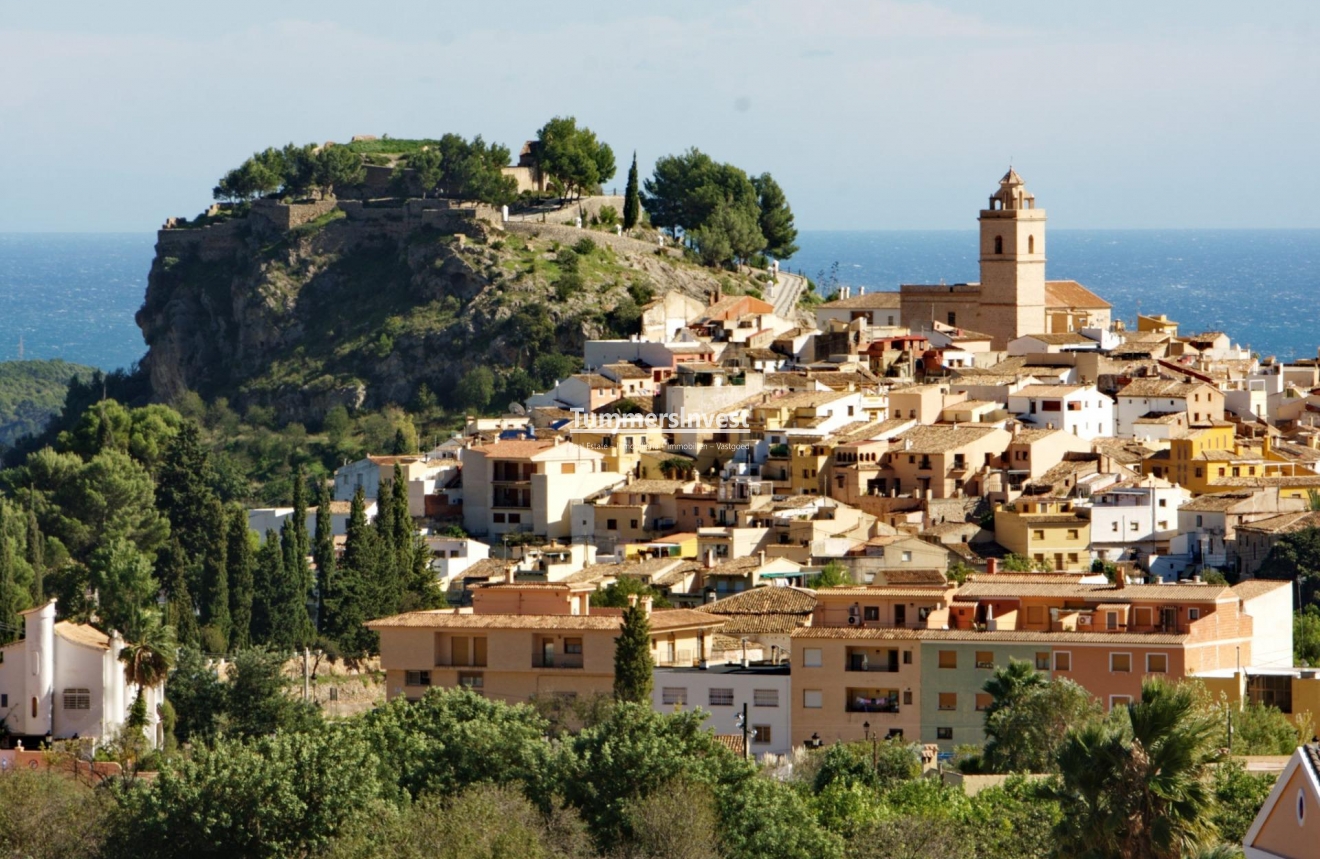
left=0, top=602, right=164, bottom=748
left=1115, top=379, right=1225, bottom=438
left=879, top=424, right=1012, bottom=500
left=993, top=498, right=1093, bottom=571
left=652, top=664, right=793, bottom=757
left=460, top=439, right=622, bottom=539
left=368, top=583, right=725, bottom=704
left=1080, top=476, right=1189, bottom=564
left=1241, top=745, right=1320, bottom=859
left=1006, top=384, right=1115, bottom=440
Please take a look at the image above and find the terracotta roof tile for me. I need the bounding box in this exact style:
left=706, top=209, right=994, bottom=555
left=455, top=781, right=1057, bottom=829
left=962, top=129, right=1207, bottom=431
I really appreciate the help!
left=791, top=627, right=1188, bottom=644
left=1231, top=579, right=1293, bottom=600
left=1045, top=280, right=1111, bottom=309
left=702, top=586, right=816, bottom=616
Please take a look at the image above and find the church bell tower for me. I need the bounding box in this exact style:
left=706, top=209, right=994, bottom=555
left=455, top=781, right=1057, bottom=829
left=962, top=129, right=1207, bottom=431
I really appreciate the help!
left=978, top=169, right=1047, bottom=347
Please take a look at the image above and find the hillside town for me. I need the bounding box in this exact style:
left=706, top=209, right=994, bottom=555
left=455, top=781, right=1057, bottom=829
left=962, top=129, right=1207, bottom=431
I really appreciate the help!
left=266, top=170, right=1318, bottom=760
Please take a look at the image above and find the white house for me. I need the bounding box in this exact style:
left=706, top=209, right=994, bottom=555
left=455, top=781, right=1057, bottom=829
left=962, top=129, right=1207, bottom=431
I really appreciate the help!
left=1078, top=475, right=1189, bottom=564
left=425, top=536, right=491, bottom=588
left=0, top=601, right=163, bottom=748
left=1114, top=379, right=1225, bottom=438
left=652, top=664, right=794, bottom=757
left=247, top=500, right=378, bottom=543
left=1007, top=384, right=1115, bottom=440
left=333, top=455, right=454, bottom=517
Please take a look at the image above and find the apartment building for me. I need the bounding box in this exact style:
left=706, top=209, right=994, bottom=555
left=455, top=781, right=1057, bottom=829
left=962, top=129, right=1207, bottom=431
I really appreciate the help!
left=369, top=581, right=726, bottom=704
left=993, top=498, right=1092, bottom=571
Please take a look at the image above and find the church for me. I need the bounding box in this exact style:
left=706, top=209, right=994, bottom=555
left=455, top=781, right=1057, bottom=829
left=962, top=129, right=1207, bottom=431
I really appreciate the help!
left=899, top=169, right=1111, bottom=349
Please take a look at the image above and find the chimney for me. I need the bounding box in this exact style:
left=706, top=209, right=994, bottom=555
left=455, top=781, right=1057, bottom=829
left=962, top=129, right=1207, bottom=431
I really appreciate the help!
left=641, top=596, right=653, bottom=616
left=1116, top=568, right=1127, bottom=588
left=705, top=549, right=716, bottom=569
left=505, top=567, right=516, bottom=584
left=627, top=594, right=639, bottom=607
left=757, top=550, right=766, bottom=567
left=985, top=557, right=998, bottom=576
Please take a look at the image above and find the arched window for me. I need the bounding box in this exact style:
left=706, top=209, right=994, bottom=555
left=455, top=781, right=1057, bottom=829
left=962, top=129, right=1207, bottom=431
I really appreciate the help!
left=1028, top=235, right=1035, bottom=254
left=31, top=697, right=37, bottom=718
left=994, top=236, right=1003, bottom=255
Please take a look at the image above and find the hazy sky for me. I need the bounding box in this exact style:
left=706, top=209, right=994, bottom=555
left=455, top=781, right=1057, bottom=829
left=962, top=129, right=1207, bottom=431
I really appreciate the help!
left=3, top=1, right=1318, bottom=232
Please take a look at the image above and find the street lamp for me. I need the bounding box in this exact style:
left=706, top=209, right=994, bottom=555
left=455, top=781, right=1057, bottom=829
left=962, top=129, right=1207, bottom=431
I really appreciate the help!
left=862, top=721, right=871, bottom=741
left=808, top=732, right=823, bottom=750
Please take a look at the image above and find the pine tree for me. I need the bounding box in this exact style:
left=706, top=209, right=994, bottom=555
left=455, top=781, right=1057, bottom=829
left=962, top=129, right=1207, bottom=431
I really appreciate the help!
left=227, top=507, right=255, bottom=650
left=613, top=600, right=654, bottom=702
left=159, top=538, right=199, bottom=648
left=26, top=507, right=44, bottom=604
left=156, top=421, right=216, bottom=561
left=623, top=151, right=641, bottom=231
left=312, top=483, right=336, bottom=633
left=250, top=530, right=284, bottom=644
left=198, top=498, right=230, bottom=651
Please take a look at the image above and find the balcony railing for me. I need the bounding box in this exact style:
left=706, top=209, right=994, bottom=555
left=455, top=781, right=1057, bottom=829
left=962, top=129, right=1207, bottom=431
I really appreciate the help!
left=533, top=656, right=585, bottom=669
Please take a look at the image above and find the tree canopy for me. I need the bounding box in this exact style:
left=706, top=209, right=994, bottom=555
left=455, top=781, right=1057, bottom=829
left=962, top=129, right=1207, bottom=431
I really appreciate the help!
left=535, top=116, right=615, bottom=200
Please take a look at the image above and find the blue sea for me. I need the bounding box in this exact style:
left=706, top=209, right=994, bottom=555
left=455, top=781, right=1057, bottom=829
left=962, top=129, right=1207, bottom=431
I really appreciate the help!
left=1, top=230, right=1318, bottom=370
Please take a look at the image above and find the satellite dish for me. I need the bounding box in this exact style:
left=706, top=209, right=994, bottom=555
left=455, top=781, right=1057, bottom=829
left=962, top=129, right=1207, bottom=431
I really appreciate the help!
left=508, top=402, right=527, bottom=416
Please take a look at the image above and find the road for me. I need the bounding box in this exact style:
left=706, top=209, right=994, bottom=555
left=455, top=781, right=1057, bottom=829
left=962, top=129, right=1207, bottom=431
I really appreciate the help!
left=769, top=270, right=808, bottom=320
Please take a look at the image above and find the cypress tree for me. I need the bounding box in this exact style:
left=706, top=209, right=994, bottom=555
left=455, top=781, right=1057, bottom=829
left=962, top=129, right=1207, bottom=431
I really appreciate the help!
left=287, top=464, right=314, bottom=609
left=312, top=483, right=336, bottom=633
left=324, top=487, right=377, bottom=656
left=199, top=498, right=230, bottom=651
left=159, top=537, right=199, bottom=648
left=391, top=463, right=412, bottom=572
left=26, top=507, right=44, bottom=604
left=0, top=513, right=20, bottom=646
left=156, top=421, right=216, bottom=561
left=227, top=507, right=255, bottom=650
left=374, top=477, right=400, bottom=614
left=613, top=600, right=654, bottom=702
left=250, top=530, right=284, bottom=645
left=623, top=151, right=640, bottom=231
left=278, top=518, right=314, bottom=649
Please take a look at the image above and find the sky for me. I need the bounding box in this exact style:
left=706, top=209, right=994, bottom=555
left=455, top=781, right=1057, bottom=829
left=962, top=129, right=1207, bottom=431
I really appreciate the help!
left=2, top=0, right=1319, bottom=232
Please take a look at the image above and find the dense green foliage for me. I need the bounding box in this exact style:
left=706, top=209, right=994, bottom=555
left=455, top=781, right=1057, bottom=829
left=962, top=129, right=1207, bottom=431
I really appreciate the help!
left=535, top=116, right=615, bottom=200
left=0, top=359, right=95, bottom=449
left=613, top=600, right=654, bottom=702
left=396, top=134, right=518, bottom=205
left=1258, top=526, right=1320, bottom=604
left=1297, top=603, right=1320, bottom=665
left=641, top=148, right=797, bottom=266
left=213, top=142, right=366, bottom=202
left=978, top=659, right=1102, bottom=774
left=622, top=151, right=641, bottom=230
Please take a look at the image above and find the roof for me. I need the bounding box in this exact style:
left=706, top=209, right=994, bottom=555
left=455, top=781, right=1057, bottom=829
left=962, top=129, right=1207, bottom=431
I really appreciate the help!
left=1234, top=511, right=1320, bottom=535
left=1016, top=332, right=1095, bottom=346
left=1231, top=579, right=1292, bottom=600
left=613, top=479, right=691, bottom=496
left=366, top=455, right=421, bottom=465
left=708, top=614, right=808, bottom=634
left=1011, top=384, right=1089, bottom=398
left=468, top=439, right=557, bottom=458
left=573, top=373, right=619, bottom=390
left=815, top=585, right=955, bottom=599
left=367, top=607, right=724, bottom=632
left=952, top=581, right=1231, bottom=603
left=1177, top=492, right=1261, bottom=512
left=894, top=424, right=1002, bottom=454
left=792, top=627, right=1188, bottom=645
left=878, top=569, right=950, bottom=585
left=1045, top=280, right=1111, bottom=309
left=819, top=292, right=903, bottom=310
left=703, top=586, right=816, bottom=616
left=1118, top=379, right=1212, bottom=398
left=54, top=622, right=112, bottom=650
left=602, top=362, right=652, bottom=379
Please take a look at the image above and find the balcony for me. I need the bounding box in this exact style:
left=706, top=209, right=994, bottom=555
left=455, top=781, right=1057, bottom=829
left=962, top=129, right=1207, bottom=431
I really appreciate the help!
left=533, top=655, right=585, bottom=669
left=846, top=648, right=901, bottom=673
left=846, top=689, right=900, bottom=714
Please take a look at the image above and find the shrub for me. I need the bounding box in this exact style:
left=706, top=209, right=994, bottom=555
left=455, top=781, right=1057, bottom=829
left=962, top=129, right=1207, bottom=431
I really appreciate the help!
left=572, top=236, right=597, bottom=256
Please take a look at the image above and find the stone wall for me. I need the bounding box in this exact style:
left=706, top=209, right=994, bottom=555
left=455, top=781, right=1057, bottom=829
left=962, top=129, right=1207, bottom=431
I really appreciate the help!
left=338, top=198, right=485, bottom=238
left=251, top=198, right=341, bottom=231
left=503, top=220, right=678, bottom=257
left=155, top=218, right=245, bottom=262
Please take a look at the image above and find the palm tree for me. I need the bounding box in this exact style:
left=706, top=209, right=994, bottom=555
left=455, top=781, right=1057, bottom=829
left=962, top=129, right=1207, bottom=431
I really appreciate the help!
left=119, top=618, right=177, bottom=729
left=982, top=658, right=1047, bottom=720
left=1052, top=678, right=1222, bottom=859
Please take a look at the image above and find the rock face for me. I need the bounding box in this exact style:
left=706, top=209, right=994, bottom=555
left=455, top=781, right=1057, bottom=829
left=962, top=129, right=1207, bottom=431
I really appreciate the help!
left=136, top=203, right=749, bottom=423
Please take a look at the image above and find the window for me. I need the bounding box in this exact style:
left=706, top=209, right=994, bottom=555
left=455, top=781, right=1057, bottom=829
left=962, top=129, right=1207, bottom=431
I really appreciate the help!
left=752, top=725, right=772, bottom=744
left=458, top=672, right=484, bottom=690
left=1032, top=529, right=1045, bottom=540
left=0, top=694, right=5, bottom=708
left=507, top=513, right=520, bottom=524
left=1106, top=612, right=1118, bottom=630
left=1110, top=653, right=1132, bottom=673
left=1054, top=651, right=1072, bottom=671
left=1146, top=653, right=1168, bottom=674
left=803, top=689, right=823, bottom=709
left=1035, top=652, right=1050, bottom=670
left=901, top=551, right=912, bottom=562
left=975, top=651, right=994, bottom=669
left=1112, top=522, right=1119, bottom=533
left=561, top=462, right=576, bottom=474
left=903, top=690, right=913, bottom=705
left=31, top=697, right=37, bottom=718
left=564, top=639, right=583, bottom=655
left=938, top=650, right=957, bottom=669
left=975, top=693, right=993, bottom=711
left=661, top=687, right=688, bottom=706
left=994, top=235, right=1003, bottom=255
left=1158, top=498, right=1167, bottom=507
left=948, top=312, right=957, bottom=326
left=754, top=689, right=780, bottom=708
left=474, top=637, right=488, bottom=666
left=1196, top=515, right=1203, bottom=527
left=937, top=727, right=953, bottom=740
left=1028, top=235, right=1035, bottom=253
left=803, top=648, right=822, bottom=668
left=938, top=693, right=957, bottom=711
left=1188, top=608, right=1201, bottom=621
left=606, top=518, right=618, bottom=530
left=404, top=670, right=432, bottom=687
left=1067, top=529, right=1079, bottom=539
left=1110, top=695, right=1133, bottom=711
left=903, top=650, right=912, bottom=665
left=493, top=513, right=505, bottom=523
left=863, top=606, right=880, bottom=622
left=709, top=688, right=734, bottom=707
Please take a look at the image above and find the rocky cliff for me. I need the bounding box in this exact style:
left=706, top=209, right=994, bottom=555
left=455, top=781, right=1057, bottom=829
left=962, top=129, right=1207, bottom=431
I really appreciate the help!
left=136, top=201, right=759, bottom=423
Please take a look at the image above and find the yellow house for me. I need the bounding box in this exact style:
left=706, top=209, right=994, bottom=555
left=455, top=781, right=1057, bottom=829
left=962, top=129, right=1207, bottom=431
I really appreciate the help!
left=368, top=581, right=726, bottom=704
left=790, top=437, right=831, bottom=496
left=1195, top=669, right=1320, bottom=735
left=1241, top=744, right=1320, bottom=859
left=1146, top=424, right=1320, bottom=496
left=993, top=498, right=1092, bottom=571
left=568, top=419, right=668, bottom=476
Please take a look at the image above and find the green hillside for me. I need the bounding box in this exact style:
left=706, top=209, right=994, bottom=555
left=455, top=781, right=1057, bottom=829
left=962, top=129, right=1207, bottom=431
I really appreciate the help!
left=0, top=358, right=95, bottom=447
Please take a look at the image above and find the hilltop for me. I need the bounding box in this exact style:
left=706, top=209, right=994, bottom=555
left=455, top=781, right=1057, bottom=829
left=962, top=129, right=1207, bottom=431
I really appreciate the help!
left=137, top=196, right=776, bottom=423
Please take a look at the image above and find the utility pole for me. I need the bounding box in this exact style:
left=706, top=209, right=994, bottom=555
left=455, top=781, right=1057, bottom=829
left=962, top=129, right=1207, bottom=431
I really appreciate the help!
left=741, top=702, right=750, bottom=761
